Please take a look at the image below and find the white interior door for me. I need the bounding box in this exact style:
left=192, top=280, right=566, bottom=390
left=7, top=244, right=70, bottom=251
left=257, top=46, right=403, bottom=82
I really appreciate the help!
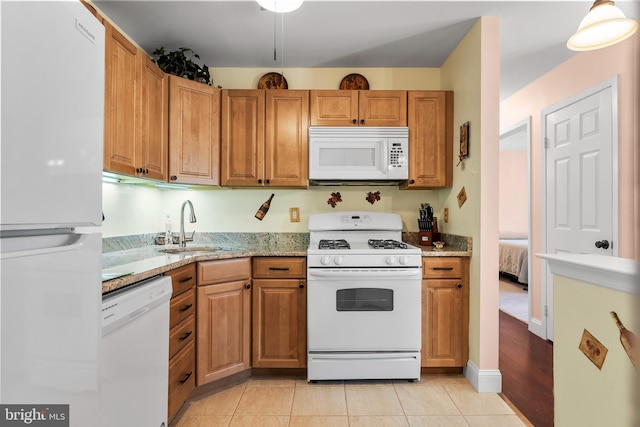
left=542, top=78, right=618, bottom=341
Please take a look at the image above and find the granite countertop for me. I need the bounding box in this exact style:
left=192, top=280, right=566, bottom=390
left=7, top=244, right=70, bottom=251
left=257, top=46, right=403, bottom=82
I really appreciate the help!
left=102, top=232, right=472, bottom=295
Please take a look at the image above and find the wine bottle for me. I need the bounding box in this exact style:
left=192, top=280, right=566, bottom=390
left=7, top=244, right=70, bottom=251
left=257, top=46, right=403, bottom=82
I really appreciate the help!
left=255, top=194, right=275, bottom=221
left=610, top=311, right=639, bottom=367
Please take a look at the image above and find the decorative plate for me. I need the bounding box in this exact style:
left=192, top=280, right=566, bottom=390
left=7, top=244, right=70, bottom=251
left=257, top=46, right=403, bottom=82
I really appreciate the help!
left=258, top=72, right=288, bottom=89
left=339, top=73, right=369, bottom=90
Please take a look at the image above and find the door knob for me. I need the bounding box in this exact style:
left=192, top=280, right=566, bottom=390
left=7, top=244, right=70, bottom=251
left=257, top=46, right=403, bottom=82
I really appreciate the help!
left=595, top=240, right=610, bottom=250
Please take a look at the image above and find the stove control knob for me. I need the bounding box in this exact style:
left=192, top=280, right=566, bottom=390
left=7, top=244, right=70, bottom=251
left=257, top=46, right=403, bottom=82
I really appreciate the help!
left=386, top=256, right=397, bottom=265
left=334, top=256, right=344, bottom=265
left=321, top=256, right=331, bottom=265
left=399, top=255, right=410, bottom=265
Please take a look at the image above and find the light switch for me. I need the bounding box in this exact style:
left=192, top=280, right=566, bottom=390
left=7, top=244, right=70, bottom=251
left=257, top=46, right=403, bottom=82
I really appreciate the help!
left=290, top=207, right=300, bottom=222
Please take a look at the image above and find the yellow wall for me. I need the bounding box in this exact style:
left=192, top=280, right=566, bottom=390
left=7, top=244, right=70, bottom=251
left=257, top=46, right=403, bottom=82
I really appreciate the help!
left=554, top=276, right=640, bottom=426
left=440, top=17, right=501, bottom=376
left=212, top=67, right=441, bottom=91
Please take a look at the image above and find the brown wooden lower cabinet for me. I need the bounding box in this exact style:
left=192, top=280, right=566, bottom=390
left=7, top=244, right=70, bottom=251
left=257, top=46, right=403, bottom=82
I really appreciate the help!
left=165, top=264, right=197, bottom=421
left=252, top=257, right=307, bottom=368
left=196, top=258, right=252, bottom=386
left=421, top=257, right=469, bottom=368
left=168, top=341, right=195, bottom=420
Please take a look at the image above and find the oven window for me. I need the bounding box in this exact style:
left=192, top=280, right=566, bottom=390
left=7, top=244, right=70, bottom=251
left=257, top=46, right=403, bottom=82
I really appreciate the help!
left=336, top=288, right=393, bottom=311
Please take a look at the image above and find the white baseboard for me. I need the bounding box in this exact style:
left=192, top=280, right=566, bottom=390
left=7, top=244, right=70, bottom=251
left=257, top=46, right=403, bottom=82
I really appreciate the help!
left=464, top=360, right=502, bottom=392
left=528, top=317, right=546, bottom=339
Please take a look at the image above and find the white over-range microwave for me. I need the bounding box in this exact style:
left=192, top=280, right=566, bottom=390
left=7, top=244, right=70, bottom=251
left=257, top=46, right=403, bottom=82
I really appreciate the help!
left=308, top=127, right=409, bottom=184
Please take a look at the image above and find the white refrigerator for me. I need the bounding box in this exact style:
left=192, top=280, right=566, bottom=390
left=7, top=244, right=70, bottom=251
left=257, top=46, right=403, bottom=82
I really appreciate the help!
left=1, top=1, right=105, bottom=425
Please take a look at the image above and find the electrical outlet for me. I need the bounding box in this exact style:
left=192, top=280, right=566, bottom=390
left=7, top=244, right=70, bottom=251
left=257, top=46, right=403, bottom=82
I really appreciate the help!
left=290, top=207, right=300, bottom=222
left=444, top=208, right=449, bottom=223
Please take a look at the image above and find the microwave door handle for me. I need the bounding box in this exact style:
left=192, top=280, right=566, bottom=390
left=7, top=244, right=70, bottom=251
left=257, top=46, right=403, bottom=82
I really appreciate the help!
left=382, top=139, right=388, bottom=173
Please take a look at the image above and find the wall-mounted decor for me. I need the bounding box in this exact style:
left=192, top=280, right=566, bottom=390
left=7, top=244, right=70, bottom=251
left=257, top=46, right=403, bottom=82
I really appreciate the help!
left=611, top=311, right=639, bottom=367
left=258, top=72, right=288, bottom=89
left=339, top=73, right=369, bottom=90
left=255, top=194, right=275, bottom=220
left=457, top=186, right=467, bottom=208
left=457, top=121, right=470, bottom=166
left=579, top=329, right=608, bottom=370
left=152, top=47, right=213, bottom=86
left=366, top=191, right=381, bottom=204
left=327, top=192, right=342, bottom=208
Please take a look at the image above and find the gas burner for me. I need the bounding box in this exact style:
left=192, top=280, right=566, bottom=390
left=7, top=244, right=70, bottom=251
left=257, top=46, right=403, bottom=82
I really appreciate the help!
left=368, top=239, right=408, bottom=249
left=319, top=239, right=351, bottom=250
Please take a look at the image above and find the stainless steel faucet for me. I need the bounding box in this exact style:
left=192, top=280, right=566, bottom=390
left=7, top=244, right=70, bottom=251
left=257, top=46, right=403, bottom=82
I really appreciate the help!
left=179, top=200, right=197, bottom=247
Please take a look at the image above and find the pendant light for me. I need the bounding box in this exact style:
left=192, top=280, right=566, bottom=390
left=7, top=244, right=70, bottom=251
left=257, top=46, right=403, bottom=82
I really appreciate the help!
left=567, top=0, right=638, bottom=51
left=257, top=0, right=303, bottom=13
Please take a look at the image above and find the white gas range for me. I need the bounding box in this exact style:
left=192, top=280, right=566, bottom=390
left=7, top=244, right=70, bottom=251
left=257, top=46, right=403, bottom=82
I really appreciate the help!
left=306, top=211, right=422, bottom=382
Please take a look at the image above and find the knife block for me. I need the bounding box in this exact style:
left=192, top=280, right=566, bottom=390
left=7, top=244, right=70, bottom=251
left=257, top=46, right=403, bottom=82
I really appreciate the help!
left=418, top=231, right=433, bottom=246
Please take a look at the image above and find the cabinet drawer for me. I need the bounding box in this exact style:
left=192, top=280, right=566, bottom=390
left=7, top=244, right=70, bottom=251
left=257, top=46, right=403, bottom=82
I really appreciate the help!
left=422, top=257, right=462, bottom=278
left=170, top=288, right=195, bottom=328
left=252, top=257, right=306, bottom=278
left=165, top=264, right=196, bottom=297
left=169, top=314, right=195, bottom=359
left=168, top=341, right=195, bottom=421
left=198, top=258, right=251, bottom=285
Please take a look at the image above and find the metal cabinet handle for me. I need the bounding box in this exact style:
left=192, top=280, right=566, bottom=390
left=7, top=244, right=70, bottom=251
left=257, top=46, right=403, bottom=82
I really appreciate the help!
left=269, top=267, right=290, bottom=271
left=258, top=179, right=263, bottom=184
left=409, top=179, right=415, bottom=184
left=352, top=119, right=357, bottom=124
left=299, top=282, right=305, bottom=288
left=244, top=283, right=251, bottom=289
left=179, top=371, right=192, bottom=384
left=433, top=267, right=454, bottom=271
left=359, top=119, right=365, bottom=125
left=179, top=303, right=193, bottom=312
left=595, top=240, right=610, bottom=249
left=179, top=276, right=193, bottom=283
left=456, top=283, right=462, bottom=289
left=170, top=176, right=177, bottom=181
left=179, top=331, right=192, bottom=341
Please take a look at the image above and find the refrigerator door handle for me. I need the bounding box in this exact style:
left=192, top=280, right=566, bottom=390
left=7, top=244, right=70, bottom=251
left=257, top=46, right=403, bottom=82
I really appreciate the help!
left=0, top=230, right=93, bottom=260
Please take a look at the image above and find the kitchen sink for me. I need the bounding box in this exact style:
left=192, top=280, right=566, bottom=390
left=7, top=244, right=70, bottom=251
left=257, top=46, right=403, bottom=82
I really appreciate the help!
left=158, top=246, right=230, bottom=254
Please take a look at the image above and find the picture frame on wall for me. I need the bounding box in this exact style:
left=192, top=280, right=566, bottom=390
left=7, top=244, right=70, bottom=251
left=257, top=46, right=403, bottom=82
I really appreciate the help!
left=460, top=121, right=470, bottom=159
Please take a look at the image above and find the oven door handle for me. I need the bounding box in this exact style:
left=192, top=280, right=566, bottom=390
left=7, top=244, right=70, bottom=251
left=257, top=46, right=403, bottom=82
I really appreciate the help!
left=307, top=269, right=421, bottom=279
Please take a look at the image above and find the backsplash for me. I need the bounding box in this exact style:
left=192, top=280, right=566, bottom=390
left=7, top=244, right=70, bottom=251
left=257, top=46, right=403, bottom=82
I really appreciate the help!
left=103, top=232, right=310, bottom=253
left=104, top=232, right=468, bottom=253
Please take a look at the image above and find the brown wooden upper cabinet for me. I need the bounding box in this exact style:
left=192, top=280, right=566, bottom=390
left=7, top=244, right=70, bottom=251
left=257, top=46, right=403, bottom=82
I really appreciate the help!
left=221, top=89, right=309, bottom=188
left=168, top=76, right=220, bottom=186
left=403, top=91, right=453, bottom=189
left=310, top=90, right=407, bottom=126
left=103, top=23, right=138, bottom=176
left=103, top=22, right=168, bottom=181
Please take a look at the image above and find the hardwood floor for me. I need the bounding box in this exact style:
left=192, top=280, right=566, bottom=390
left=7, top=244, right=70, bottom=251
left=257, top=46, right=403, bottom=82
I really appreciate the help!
left=500, top=311, right=554, bottom=427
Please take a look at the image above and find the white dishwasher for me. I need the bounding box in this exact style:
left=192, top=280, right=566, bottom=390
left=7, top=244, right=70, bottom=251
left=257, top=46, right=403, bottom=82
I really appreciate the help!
left=101, top=275, right=172, bottom=427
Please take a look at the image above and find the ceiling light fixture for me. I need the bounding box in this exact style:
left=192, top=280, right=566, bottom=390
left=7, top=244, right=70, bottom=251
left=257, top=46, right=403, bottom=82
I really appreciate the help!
left=257, top=0, right=303, bottom=13
left=567, top=0, right=638, bottom=51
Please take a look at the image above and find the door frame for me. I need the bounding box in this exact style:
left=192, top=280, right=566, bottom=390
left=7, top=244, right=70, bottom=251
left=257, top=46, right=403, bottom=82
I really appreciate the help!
left=499, top=116, right=533, bottom=331
left=540, top=76, right=620, bottom=341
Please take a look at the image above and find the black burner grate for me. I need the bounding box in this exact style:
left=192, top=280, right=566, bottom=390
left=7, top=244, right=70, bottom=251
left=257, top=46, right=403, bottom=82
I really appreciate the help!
left=367, top=239, right=408, bottom=249
left=318, top=239, right=351, bottom=250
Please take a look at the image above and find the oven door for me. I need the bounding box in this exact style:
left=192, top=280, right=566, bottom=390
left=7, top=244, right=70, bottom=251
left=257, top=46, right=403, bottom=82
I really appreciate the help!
left=307, top=267, right=421, bottom=352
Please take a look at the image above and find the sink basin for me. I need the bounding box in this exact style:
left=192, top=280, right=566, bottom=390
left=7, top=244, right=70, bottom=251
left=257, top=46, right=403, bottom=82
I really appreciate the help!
left=158, top=246, right=225, bottom=254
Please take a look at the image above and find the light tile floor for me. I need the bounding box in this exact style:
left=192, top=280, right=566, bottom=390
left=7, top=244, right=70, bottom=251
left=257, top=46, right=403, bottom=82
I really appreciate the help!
left=171, top=375, right=530, bottom=427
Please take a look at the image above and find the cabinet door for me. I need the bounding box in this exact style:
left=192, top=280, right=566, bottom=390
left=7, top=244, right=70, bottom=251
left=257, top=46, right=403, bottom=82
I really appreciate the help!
left=221, top=89, right=265, bottom=186
left=252, top=278, right=306, bottom=368
left=168, top=75, right=220, bottom=185
left=103, top=23, right=137, bottom=175
left=404, top=91, right=453, bottom=189
left=359, top=90, right=407, bottom=126
left=309, top=90, right=358, bottom=126
left=137, top=54, right=168, bottom=181
left=265, top=90, right=309, bottom=187
left=422, top=278, right=465, bottom=367
left=196, top=279, right=251, bottom=385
